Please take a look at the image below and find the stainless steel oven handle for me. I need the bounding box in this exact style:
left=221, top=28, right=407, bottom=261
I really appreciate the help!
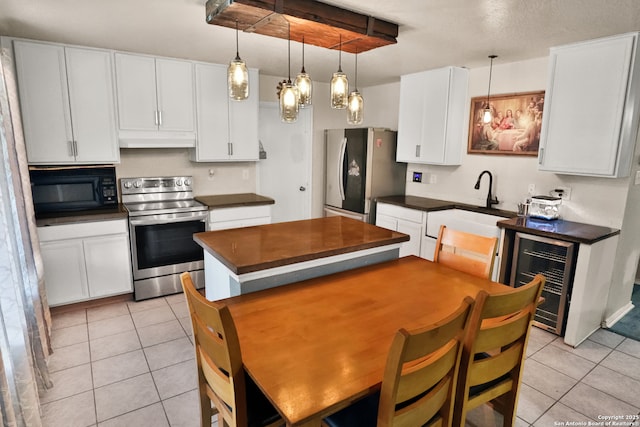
left=129, top=213, right=208, bottom=226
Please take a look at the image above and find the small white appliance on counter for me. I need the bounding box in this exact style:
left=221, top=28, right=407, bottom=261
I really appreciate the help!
left=324, top=128, right=406, bottom=223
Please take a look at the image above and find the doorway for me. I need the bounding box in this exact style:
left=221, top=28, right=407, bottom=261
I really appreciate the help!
left=257, top=102, right=313, bottom=223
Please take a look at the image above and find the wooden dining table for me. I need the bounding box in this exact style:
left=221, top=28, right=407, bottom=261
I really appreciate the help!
left=221, top=255, right=513, bottom=426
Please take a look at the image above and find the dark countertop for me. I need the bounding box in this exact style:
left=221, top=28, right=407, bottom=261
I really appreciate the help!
left=194, top=216, right=409, bottom=275
left=497, top=216, right=620, bottom=244
left=376, top=195, right=518, bottom=218
left=35, top=204, right=129, bottom=227
left=195, top=193, right=275, bottom=209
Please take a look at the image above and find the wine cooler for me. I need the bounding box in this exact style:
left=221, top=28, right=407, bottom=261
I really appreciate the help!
left=509, top=232, right=576, bottom=335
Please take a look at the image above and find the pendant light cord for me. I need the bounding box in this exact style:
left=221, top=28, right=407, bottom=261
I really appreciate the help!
left=301, top=36, right=306, bottom=73
left=486, top=55, right=496, bottom=107
left=235, top=20, right=240, bottom=60
left=287, top=20, right=291, bottom=82
left=338, top=34, right=342, bottom=72
left=354, top=52, right=358, bottom=90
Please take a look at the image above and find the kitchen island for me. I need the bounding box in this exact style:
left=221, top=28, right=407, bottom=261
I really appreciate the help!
left=193, top=216, right=409, bottom=300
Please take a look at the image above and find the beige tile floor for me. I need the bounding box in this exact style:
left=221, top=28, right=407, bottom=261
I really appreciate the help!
left=43, top=294, right=640, bottom=427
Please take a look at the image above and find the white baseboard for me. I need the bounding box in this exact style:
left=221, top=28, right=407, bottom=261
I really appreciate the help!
left=603, top=302, right=635, bottom=328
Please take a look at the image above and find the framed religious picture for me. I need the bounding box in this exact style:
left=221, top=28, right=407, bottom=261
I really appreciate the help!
left=467, top=91, right=545, bottom=156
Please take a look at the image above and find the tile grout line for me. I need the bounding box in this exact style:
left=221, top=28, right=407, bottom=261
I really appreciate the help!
left=527, top=333, right=637, bottom=426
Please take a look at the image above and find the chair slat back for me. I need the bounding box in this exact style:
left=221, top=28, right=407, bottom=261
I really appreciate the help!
left=378, top=297, right=474, bottom=427
left=433, top=225, right=498, bottom=280
left=454, top=274, right=545, bottom=427
left=181, top=272, right=248, bottom=427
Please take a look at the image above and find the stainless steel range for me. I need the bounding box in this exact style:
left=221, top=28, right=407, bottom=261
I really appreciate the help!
left=121, top=176, right=207, bottom=301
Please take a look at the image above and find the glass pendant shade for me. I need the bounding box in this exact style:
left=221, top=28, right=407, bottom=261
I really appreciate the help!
left=483, top=107, right=492, bottom=124
left=330, top=71, right=348, bottom=109
left=295, top=71, right=312, bottom=107
left=228, top=58, right=249, bottom=100
left=295, top=37, right=312, bottom=108
left=280, top=81, right=299, bottom=123
left=228, top=20, right=249, bottom=101
left=347, top=90, right=364, bottom=124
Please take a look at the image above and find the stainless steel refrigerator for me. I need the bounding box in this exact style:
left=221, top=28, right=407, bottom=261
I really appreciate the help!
left=324, top=128, right=406, bottom=223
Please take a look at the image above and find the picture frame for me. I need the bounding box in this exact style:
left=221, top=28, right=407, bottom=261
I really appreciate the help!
left=467, top=91, right=545, bottom=156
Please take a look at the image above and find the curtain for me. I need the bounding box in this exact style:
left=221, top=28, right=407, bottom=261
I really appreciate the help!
left=0, top=44, right=52, bottom=427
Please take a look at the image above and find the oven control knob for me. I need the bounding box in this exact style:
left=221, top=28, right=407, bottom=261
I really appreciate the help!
left=133, top=181, right=142, bottom=188
left=175, top=179, right=183, bottom=186
left=184, top=178, right=192, bottom=186
left=123, top=181, right=132, bottom=189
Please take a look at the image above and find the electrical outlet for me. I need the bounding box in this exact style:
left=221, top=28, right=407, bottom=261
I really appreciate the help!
left=553, top=186, right=572, bottom=200
left=527, top=184, right=536, bottom=195
left=242, top=169, right=249, bottom=180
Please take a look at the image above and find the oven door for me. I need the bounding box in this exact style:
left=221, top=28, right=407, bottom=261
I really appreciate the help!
left=129, top=211, right=207, bottom=280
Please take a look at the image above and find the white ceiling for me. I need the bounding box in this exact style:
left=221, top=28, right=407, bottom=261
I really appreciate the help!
left=1, top=0, right=639, bottom=87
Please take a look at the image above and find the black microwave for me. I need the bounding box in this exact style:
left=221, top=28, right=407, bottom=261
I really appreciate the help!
left=29, top=166, right=118, bottom=215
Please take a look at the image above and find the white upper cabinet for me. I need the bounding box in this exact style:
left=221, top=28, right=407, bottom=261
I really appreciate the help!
left=115, top=53, right=196, bottom=148
left=192, top=62, right=259, bottom=161
left=13, top=40, right=119, bottom=165
left=397, top=66, right=469, bottom=165
left=538, top=32, right=640, bottom=177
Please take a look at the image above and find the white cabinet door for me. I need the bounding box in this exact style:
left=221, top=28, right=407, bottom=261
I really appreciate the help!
left=14, top=41, right=74, bottom=163
left=193, top=63, right=259, bottom=161
left=14, top=41, right=119, bottom=165
left=41, top=239, right=89, bottom=306
left=228, top=69, right=259, bottom=160
left=539, top=33, right=640, bottom=177
left=65, top=47, right=119, bottom=163
left=396, top=72, right=425, bottom=163
left=375, top=203, right=425, bottom=258
left=396, top=219, right=423, bottom=258
left=193, top=63, right=231, bottom=160
left=397, top=67, right=468, bottom=165
left=84, top=234, right=132, bottom=298
left=155, top=58, right=195, bottom=132
left=375, top=214, right=398, bottom=231
left=115, top=53, right=158, bottom=131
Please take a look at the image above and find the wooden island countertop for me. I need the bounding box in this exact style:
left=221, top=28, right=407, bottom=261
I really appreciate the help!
left=194, top=216, right=409, bottom=275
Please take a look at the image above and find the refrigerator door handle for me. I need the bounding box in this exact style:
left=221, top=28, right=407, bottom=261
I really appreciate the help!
left=338, top=137, right=347, bottom=201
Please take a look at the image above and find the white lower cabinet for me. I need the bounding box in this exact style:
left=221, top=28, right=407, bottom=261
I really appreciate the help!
left=38, top=219, right=132, bottom=306
left=375, top=203, right=425, bottom=257
left=207, top=205, right=272, bottom=231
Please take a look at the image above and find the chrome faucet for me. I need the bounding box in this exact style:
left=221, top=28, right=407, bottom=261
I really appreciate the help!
left=474, top=170, right=499, bottom=209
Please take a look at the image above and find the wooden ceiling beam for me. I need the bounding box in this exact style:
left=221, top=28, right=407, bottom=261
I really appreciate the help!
left=205, top=0, right=398, bottom=53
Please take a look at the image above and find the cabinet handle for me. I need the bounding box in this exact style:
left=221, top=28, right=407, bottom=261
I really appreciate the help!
left=68, top=141, right=74, bottom=157
left=538, top=148, right=544, bottom=165
left=158, top=110, right=163, bottom=126
left=73, top=141, right=78, bottom=157
left=415, top=145, right=421, bottom=158
left=228, top=143, right=233, bottom=156
left=154, top=110, right=159, bottom=126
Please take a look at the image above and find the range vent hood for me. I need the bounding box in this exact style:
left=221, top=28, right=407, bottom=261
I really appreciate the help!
left=205, top=0, right=398, bottom=53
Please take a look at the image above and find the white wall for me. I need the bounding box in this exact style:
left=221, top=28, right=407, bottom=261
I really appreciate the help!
left=116, top=149, right=257, bottom=196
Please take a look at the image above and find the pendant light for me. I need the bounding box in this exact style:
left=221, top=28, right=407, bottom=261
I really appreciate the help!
left=279, top=20, right=299, bottom=123
left=295, top=36, right=312, bottom=108
left=483, top=55, right=497, bottom=123
left=330, top=35, right=348, bottom=109
left=228, top=20, right=249, bottom=100
left=347, top=52, right=363, bottom=124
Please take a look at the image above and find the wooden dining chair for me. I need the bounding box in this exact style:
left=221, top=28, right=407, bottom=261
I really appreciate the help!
left=322, top=297, right=475, bottom=427
left=453, top=274, right=545, bottom=427
left=180, top=272, right=283, bottom=427
left=433, top=225, right=499, bottom=280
